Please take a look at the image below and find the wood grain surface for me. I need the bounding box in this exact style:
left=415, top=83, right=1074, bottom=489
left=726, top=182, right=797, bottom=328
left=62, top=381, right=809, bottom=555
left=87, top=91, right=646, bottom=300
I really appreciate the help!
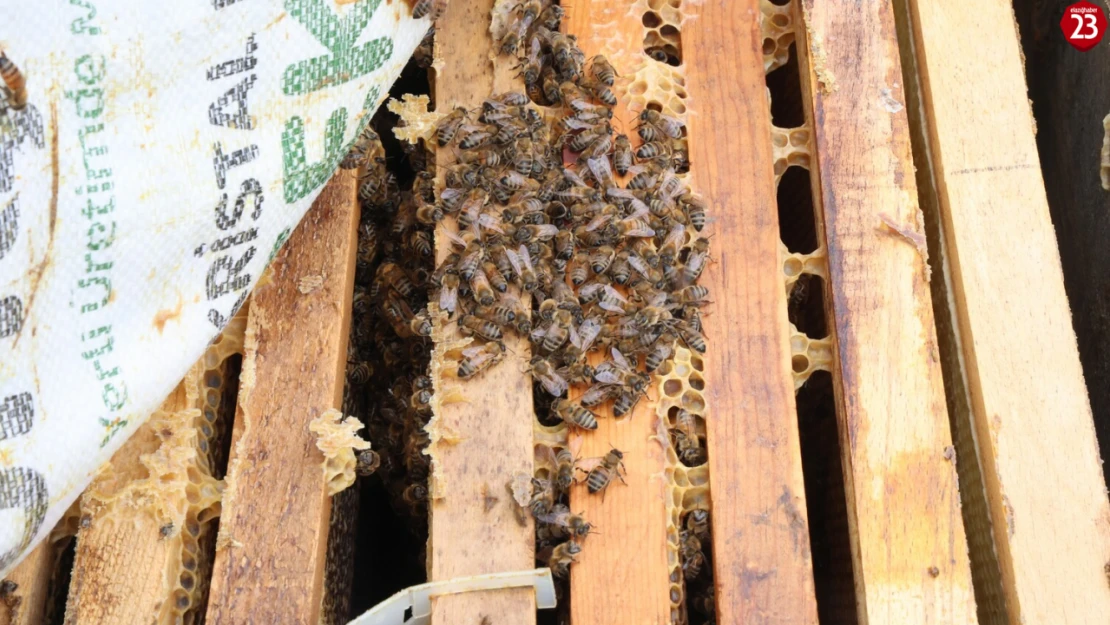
left=798, top=1, right=976, bottom=623
left=901, top=0, right=1110, bottom=622
left=205, top=170, right=358, bottom=624
left=684, top=1, right=820, bottom=623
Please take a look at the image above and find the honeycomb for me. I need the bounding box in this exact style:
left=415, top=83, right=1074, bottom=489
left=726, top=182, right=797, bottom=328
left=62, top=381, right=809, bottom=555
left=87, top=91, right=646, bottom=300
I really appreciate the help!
left=68, top=314, right=245, bottom=623
left=653, top=345, right=710, bottom=623
left=634, top=0, right=684, bottom=66
left=761, top=0, right=796, bottom=73
left=1101, top=112, right=1108, bottom=190
left=309, top=409, right=371, bottom=497
left=789, top=324, right=834, bottom=391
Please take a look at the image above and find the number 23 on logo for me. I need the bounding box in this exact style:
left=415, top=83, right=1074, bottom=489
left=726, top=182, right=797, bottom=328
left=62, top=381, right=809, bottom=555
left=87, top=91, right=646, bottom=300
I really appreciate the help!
left=1061, top=1, right=1107, bottom=52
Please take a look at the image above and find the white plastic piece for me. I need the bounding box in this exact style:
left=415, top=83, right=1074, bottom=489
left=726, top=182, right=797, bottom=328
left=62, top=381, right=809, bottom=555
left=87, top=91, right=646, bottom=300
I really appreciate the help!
left=346, top=568, right=557, bottom=625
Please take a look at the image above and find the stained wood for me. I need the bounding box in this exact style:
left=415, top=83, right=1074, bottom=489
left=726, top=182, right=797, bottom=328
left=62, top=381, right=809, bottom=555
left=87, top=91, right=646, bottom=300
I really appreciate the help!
left=1012, top=0, right=1110, bottom=483
left=560, top=4, right=674, bottom=625
left=427, top=3, right=536, bottom=624
left=63, top=383, right=189, bottom=624
left=797, top=1, right=976, bottom=622
left=205, top=171, right=358, bottom=624
left=683, top=1, right=820, bottom=623
left=900, top=0, right=1110, bottom=621
left=0, top=542, right=54, bottom=625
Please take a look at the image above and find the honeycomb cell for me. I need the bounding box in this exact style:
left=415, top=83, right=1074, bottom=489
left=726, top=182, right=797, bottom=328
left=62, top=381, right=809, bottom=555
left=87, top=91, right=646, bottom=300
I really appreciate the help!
left=664, top=379, right=684, bottom=397
left=643, top=11, right=663, bottom=27
left=681, top=391, right=704, bottom=414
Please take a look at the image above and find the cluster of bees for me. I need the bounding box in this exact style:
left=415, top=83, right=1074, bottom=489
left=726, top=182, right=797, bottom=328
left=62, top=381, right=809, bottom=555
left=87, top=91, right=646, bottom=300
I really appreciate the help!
left=348, top=2, right=716, bottom=620
left=418, top=0, right=712, bottom=590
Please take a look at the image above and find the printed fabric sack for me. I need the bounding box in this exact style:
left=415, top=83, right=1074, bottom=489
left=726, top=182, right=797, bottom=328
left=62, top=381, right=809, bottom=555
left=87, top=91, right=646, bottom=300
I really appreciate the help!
left=0, top=0, right=428, bottom=577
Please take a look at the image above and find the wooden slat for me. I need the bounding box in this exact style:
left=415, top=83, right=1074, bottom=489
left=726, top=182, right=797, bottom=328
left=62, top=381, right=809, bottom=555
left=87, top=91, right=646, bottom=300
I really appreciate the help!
left=0, top=542, right=54, bottom=625
left=426, top=3, right=536, bottom=624
left=796, top=1, right=976, bottom=623
left=899, top=0, right=1110, bottom=621
left=63, top=383, right=190, bottom=624
left=560, top=4, right=674, bottom=625
left=206, top=171, right=358, bottom=624
left=1012, top=0, right=1110, bottom=489
left=683, top=1, right=820, bottom=623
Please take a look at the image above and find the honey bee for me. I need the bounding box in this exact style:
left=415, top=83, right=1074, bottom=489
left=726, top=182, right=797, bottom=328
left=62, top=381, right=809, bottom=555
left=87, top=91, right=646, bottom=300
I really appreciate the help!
left=341, top=125, right=380, bottom=170
left=537, top=504, right=596, bottom=539
left=680, top=192, right=707, bottom=231
left=590, top=55, right=617, bottom=86
left=530, top=477, right=555, bottom=518
left=356, top=449, right=381, bottom=477
left=640, top=109, right=685, bottom=139
left=684, top=508, right=710, bottom=540
left=0, top=51, right=27, bottom=110
left=436, top=106, right=469, bottom=147
left=645, top=334, right=676, bottom=372
left=459, top=314, right=503, bottom=341
left=408, top=229, right=434, bottom=257
left=545, top=541, right=582, bottom=578
left=683, top=237, right=710, bottom=282
left=540, top=309, right=573, bottom=352
left=438, top=273, right=460, bottom=314
left=636, top=140, right=671, bottom=160
left=678, top=321, right=706, bottom=353
left=512, top=223, right=559, bottom=244
left=671, top=428, right=707, bottom=466
left=504, top=244, right=539, bottom=292
left=410, top=308, right=433, bottom=336
left=554, top=441, right=580, bottom=491
left=457, top=341, right=506, bottom=378
left=412, top=0, right=449, bottom=19
left=659, top=223, right=686, bottom=267
left=680, top=530, right=705, bottom=579
left=530, top=356, right=570, bottom=397
left=347, top=361, right=373, bottom=385
left=582, top=447, right=627, bottom=496
left=612, top=134, right=634, bottom=176
left=586, top=80, right=617, bottom=106
left=403, top=482, right=429, bottom=509
left=538, top=3, right=564, bottom=30
left=553, top=398, right=598, bottom=430
left=380, top=263, right=418, bottom=299
left=678, top=285, right=710, bottom=304
left=460, top=126, right=495, bottom=150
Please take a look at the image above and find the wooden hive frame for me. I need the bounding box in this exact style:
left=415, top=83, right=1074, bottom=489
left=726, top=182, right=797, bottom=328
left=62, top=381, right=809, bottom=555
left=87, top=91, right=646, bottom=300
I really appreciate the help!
left=2, top=1, right=1108, bottom=624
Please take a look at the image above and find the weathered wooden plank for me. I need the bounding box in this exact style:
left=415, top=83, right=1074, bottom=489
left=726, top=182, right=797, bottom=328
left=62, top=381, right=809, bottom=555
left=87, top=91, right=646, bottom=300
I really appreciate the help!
left=683, top=1, right=820, bottom=623
left=426, top=3, right=537, bottom=624
left=206, top=171, right=359, bottom=624
left=797, top=1, right=976, bottom=623
left=899, top=0, right=1110, bottom=621
left=0, top=542, right=54, bottom=625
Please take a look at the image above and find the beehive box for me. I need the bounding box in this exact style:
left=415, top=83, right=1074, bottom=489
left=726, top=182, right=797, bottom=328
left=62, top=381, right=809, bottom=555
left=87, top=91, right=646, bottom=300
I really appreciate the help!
left=2, top=1, right=1108, bottom=624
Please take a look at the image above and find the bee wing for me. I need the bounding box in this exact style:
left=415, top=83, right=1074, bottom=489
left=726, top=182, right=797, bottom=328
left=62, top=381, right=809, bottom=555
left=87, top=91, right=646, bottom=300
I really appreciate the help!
left=518, top=244, right=535, bottom=271
left=664, top=223, right=687, bottom=249
left=461, top=344, right=487, bottom=359
left=627, top=253, right=651, bottom=277
left=530, top=324, right=549, bottom=344
left=477, top=212, right=504, bottom=233
left=538, top=369, right=569, bottom=397
left=535, top=444, right=559, bottom=470
left=561, top=117, right=595, bottom=131
left=576, top=317, right=602, bottom=351
left=585, top=156, right=613, bottom=185
left=535, top=224, right=559, bottom=239
left=606, top=187, right=633, bottom=201
left=611, top=347, right=632, bottom=370
left=536, top=509, right=572, bottom=527
left=660, top=113, right=685, bottom=138
left=505, top=246, right=524, bottom=276
left=439, top=284, right=458, bottom=314
left=567, top=323, right=581, bottom=348
left=440, top=187, right=464, bottom=203
left=442, top=229, right=468, bottom=248
left=585, top=213, right=613, bottom=232
left=659, top=169, right=687, bottom=199
left=622, top=219, right=656, bottom=238
left=562, top=167, right=588, bottom=187
left=648, top=291, right=669, bottom=308
left=593, top=365, right=623, bottom=385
